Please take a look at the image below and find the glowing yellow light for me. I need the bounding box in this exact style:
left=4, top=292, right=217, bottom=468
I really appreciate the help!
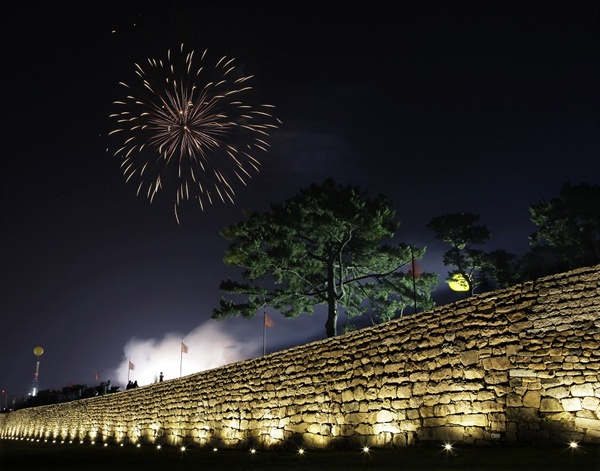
left=569, top=442, right=578, bottom=449
left=444, top=443, right=453, bottom=451
left=250, top=448, right=256, bottom=454
left=156, top=445, right=162, bottom=450
left=136, top=444, right=141, bottom=448
left=448, top=273, right=470, bottom=292
left=104, top=443, right=108, bottom=447
left=180, top=446, right=186, bottom=452
left=298, top=448, right=305, bottom=455
left=362, top=446, right=370, bottom=453
left=33, top=346, right=44, bottom=356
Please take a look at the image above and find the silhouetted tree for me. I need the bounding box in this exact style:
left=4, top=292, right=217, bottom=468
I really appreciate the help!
left=213, top=179, right=438, bottom=337
left=426, top=213, right=519, bottom=294
left=528, top=182, right=600, bottom=273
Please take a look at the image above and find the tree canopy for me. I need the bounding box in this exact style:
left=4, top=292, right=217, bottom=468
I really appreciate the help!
left=426, top=213, right=492, bottom=295
left=213, top=179, right=438, bottom=337
left=528, top=182, right=600, bottom=272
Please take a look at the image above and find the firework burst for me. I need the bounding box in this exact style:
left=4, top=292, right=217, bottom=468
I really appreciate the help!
left=109, top=44, right=280, bottom=223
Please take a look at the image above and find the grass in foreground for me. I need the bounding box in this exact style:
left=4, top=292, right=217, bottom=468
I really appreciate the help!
left=1, top=438, right=598, bottom=470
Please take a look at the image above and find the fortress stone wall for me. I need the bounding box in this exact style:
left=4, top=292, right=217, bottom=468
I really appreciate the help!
left=1, top=265, right=599, bottom=449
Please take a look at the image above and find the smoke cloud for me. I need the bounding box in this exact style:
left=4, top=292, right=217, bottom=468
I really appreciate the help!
left=109, top=321, right=261, bottom=387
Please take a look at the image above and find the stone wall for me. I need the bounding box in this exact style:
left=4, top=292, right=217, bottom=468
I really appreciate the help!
left=1, top=265, right=599, bottom=448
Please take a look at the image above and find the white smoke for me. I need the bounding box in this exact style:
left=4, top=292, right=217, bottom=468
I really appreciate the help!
left=110, top=321, right=261, bottom=387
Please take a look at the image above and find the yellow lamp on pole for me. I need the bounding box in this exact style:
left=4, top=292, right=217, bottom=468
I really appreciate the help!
left=34, top=346, right=44, bottom=357
left=448, top=273, right=470, bottom=292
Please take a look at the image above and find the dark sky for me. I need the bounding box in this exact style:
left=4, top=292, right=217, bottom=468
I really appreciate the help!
left=1, top=1, right=598, bottom=399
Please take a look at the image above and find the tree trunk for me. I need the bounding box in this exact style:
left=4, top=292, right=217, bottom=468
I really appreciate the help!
left=325, top=258, right=338, bottom=337
left=325, top=302, right=338, bottom=338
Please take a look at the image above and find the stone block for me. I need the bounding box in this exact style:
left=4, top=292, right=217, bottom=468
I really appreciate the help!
left=430, top=367, right=453, bottom=381
left=506, top=393, right=523, bottom=407
left=379, top=384, right=397, bottom=398
left=540, top=398, right=563, bottom=412
left=509, top=369, right=537, bottom=378
left=482, top=356, right=511, bottom=371
left=561, top=398, right=582, bottom=412
left=423, top=417, right=448, bottom=427
left=465, top=369, right=485, bottom=380
left=484, top=371, right=509, bottom=385
left=523, top=391, right=541, bottom=408
left=396, top=384, right=412, bottom=399
left=375, top=409, right=395, bottom=423
left=409, top=371, right=429, bottom=382
left=571, top=383, right=594, bottom=397
left=582, top=396, right=600, bottom=411
left=446, top=413, right=488, bottom=427
left=472, top=400, right=503, bottom=413
left=574, top=417, right=600, bottom=431
left=460, top=350, right=479, bottom=366
left=412, top=382, right=427, bottom=396
left=545, top=386, right=570, bottom=399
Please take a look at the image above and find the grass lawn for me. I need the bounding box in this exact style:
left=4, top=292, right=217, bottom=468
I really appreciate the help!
left=1, top=438, right=598, bottom=470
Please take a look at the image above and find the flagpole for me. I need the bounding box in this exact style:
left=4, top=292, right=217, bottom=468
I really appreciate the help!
left=127, top=357, right=130, bottom=382
left=411, top=247, right=417, bottom=314
left=180, top=339, right=183, bottom=378
left=263, top=308, right=267, bottom=356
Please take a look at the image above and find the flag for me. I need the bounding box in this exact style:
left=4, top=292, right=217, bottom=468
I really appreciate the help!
left=181, top=342, right=188, bottom=354
left=408, top=258, right=422, bottom=278
left=264, top=312, right=274, bottom=328
left=94, top=372, right=100, bottom=382
left=129, top=360, right=135, bottom=371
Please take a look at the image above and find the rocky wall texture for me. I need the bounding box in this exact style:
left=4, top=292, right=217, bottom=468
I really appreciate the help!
left=1, top=265, right=599, bottom=448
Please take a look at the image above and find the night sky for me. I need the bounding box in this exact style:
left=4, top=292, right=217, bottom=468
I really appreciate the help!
left=1, top=1, right=598, bottom=400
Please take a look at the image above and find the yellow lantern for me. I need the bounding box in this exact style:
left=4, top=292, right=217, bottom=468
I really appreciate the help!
left=33, top=346, right=44, bottom=356
left=448, top=273, right=470, bottom=292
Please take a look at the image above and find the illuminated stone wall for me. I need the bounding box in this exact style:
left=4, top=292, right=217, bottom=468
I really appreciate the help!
left=1, top=265, right=599, bottom=448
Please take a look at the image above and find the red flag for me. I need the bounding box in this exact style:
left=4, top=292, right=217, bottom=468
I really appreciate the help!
left=408, top=258, right=422, bottom=278
left=264, top=313, right=274, bottom=328
left=95, top=372, right=100, bottom=382
left=129, top=361, right=135, bottom=371
left=181, top=342, right=188, bottom=354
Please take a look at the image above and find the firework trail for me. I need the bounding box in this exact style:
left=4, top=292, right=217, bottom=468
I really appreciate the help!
left=109, top=44, right=280, bottom=223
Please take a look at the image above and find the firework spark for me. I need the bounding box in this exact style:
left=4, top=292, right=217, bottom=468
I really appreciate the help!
left=109, top=44, right=280, bottom=222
